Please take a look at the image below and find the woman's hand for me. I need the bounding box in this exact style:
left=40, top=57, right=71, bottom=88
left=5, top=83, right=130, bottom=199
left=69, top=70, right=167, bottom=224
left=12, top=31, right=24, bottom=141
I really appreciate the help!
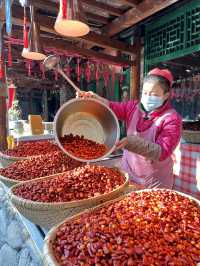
left=76, top=90, right=109, bottom=106
left=115, top=137, right=128, bottom=150
left=76, top=91, right=95, bottom=99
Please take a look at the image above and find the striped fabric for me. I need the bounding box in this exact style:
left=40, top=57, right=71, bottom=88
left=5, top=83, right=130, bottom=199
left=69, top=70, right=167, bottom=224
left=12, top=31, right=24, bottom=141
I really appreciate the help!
left=173, top=143, right=200, bottom=199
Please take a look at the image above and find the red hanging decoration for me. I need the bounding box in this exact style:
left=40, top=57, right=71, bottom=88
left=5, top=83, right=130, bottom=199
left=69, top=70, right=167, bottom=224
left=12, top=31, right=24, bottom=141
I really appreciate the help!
left=85, top=61, right=91, bottom=83
left=7, top=82, right=15, bottom=109
left=23, top=7, right=28, bottom=49
left=8, top=42, right=12, bottom=67
left=54, top=70, right=58, bottom=81
left=95, top=63, right=99, bottom=89
left=120, top=67, right=124, bottom=85
left=103, top=66, right=110, bottom=87
left=112, top=67, right=115, bottom=90
left=62, top=0, right=67, bottom=19
left=40, top=63, right=45, bottom=80
left=26, top=60, right=32, bottom=76
left=76, top=58, right=81, bottom=82
left=0, top=58, right=4, bottom=79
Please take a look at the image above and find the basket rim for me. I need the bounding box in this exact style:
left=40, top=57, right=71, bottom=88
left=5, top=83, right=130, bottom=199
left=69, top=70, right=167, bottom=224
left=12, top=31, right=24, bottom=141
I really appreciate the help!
left=0, top=150, right=29, bottom=161
left=182, top=129, right=200, bottom=134
left=43, top=189, right=200, bottom=266
left=9, top=168, right=129, bottom=210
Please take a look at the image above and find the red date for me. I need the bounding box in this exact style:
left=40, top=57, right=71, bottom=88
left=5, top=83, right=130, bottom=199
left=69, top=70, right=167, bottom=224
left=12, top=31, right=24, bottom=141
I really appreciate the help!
left=60, top=134, right=108, bottom=160
left=13, top=165, right=125, bottom=202
left=51, top=190, right=200, bottom=266
left=2, top=140, right=59, bottom=157
left=0, top=151, right=84, bottom=181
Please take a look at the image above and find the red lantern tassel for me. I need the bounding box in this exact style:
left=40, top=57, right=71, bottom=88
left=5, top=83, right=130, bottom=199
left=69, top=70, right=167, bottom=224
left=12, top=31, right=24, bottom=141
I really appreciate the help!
left=62, top=0, right=67, bottom=19
left=23, top=7, right=28, bottom=49
left=120, top=68, right=124, bottom=85
left=76, top=58, right=81, bottom=82
left=54, top=70, right=58, bottom=81
left=85, top=61, right=91, bottom=83
left=0, top=59, right=4, bottom=79
left=8, top=42, right=12, bottom=67
left=103, top=69, right=109, bottom=87
left=96, top=64, right=99, bottom=89
left=112, top=67, right=115, bottom=91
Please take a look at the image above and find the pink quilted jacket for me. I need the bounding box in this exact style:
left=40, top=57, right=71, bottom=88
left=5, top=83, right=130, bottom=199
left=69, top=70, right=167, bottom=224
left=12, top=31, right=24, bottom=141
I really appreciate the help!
left=109, top=100, right=182, bottom=161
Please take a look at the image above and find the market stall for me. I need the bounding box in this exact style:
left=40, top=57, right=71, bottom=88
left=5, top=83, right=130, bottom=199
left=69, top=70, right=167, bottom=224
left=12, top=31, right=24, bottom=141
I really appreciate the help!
left=0, top=0, right=200, bottom=266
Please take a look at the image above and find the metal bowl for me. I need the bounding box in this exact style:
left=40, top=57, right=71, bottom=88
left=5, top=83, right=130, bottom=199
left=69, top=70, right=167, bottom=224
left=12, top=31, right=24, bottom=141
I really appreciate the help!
left=54, top=98, right=120, bottom=162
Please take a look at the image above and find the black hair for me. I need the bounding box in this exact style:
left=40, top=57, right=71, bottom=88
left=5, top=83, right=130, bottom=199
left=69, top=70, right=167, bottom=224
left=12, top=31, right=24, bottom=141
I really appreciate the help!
left=143, top=74, right=171, bottom=93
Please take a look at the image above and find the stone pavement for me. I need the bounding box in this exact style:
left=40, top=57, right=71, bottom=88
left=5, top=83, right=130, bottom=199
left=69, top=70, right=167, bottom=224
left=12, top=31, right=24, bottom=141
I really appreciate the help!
left=0, top=182, right=43, bottom=266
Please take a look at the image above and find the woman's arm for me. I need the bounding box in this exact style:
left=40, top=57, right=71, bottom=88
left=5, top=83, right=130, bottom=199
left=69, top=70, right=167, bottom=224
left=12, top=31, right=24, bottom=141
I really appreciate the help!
left=77, top=91, right=137, bottom=122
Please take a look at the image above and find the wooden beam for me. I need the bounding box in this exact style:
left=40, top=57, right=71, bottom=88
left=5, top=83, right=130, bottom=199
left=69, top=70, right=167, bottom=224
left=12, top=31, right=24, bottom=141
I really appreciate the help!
left=82, top=0, right=123, bottom=16
left=11, top=5, right=135, bottom=55
left=118, top=0, right=138, bottom=7
left=86, top=12, right=109, bottom=25
left=103, top=0, right=180, bottom=36
left=6, top=29, right=135, bottom=66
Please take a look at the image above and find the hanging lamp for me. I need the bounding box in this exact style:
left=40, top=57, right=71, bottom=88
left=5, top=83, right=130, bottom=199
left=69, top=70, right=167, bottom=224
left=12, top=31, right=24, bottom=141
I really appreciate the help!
left=22, top=5, right=46, bottom=60
left=54, top=0, right=90, bottom=37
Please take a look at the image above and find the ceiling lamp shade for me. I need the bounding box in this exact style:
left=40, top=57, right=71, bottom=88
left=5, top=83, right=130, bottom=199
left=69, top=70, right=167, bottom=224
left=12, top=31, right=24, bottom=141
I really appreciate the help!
left=54, top=0, right=90, bottom=37
left=22, top=6, right=46, bottom=60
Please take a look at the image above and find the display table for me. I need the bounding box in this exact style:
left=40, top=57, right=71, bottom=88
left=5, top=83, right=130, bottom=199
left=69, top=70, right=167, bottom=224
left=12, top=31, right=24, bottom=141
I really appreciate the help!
left=173, top=142, right=200, bottom=200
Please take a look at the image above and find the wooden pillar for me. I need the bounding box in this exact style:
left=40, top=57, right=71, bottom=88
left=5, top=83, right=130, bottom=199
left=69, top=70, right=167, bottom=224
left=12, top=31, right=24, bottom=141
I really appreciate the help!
left=130, top=37, right=141, bottom=100
left=0, top=22, right=7, bottom=150
left=43, top=88, right=48, bottom=121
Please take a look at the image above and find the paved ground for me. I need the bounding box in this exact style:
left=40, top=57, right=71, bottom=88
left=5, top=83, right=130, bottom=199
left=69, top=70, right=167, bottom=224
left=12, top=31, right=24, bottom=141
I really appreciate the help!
left=0, top=182, right=43, bottom=266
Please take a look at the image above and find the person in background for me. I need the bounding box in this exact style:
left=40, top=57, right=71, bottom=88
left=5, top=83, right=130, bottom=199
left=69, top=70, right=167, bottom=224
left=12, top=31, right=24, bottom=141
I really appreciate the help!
left=77, top=68, right=182, bottom=189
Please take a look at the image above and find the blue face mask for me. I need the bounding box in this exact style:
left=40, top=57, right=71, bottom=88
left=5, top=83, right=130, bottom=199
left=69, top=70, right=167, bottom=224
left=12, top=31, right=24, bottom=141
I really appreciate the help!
left=141, top=95, right=164, bottom=112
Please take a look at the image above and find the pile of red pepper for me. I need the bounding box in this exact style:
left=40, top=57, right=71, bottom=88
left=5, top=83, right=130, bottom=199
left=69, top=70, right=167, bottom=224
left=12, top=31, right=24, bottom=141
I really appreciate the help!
left=13, top=165, right=125, bottom=202
left=60, top=134, right=108, bottom=160
left=52, top=190, right=200, bottom=266
left=2, top=140, right=59, bottom=157
left=0, top=151, right=84, bottom=181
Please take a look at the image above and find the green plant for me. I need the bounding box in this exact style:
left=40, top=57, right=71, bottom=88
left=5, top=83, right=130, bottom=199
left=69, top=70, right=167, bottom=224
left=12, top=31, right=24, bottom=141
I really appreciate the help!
left=8, top=100, right=22, bottom=121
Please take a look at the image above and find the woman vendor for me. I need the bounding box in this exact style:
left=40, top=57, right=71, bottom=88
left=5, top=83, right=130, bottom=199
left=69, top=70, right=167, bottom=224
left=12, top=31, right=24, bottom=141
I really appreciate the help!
left=78, top=68, right=182, bottom=189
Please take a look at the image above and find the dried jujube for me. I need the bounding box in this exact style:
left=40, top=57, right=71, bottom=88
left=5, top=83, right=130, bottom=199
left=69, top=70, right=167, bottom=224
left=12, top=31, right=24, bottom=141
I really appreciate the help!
left=2, top=140, right=59, bottom=157
left=51, top=190, right=200, bottom=266
left=0, top=151, right=84, bottom=181
left=13, top=165, right=125, bottom=202
left=60, top=134, right=108, bottom=160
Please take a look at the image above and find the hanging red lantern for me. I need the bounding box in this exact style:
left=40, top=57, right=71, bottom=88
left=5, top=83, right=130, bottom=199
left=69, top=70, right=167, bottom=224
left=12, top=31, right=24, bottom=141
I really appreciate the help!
left=7, top=82, right=15, bottom=109
left=8, top=42, right=12, bottom=67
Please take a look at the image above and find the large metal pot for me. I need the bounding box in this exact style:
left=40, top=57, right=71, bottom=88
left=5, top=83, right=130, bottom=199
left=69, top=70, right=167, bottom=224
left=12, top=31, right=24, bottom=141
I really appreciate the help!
left=54, top=98, right=120, bottom=162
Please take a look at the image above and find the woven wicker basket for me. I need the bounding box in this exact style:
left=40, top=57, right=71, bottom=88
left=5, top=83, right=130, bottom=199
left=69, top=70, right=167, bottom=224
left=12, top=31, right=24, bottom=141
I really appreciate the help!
left=182, top=130, right=200, bottom=144
left=0, top=151, right=29, bottom=168
left=0, top=174, right=25, bottom=188
left=9, top=170, right=129, bottom=229
left=43, top=189, right=200, bottom=266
